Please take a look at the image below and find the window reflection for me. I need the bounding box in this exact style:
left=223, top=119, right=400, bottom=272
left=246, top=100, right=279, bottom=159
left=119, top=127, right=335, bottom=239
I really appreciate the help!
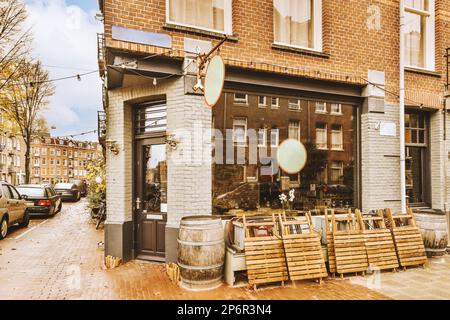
left=212, top=93, right=357, bottom=214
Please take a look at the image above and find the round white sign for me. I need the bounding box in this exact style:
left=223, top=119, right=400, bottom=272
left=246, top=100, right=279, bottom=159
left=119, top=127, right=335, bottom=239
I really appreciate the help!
left=277, top=139, right=308, bottom=174
left=204, top=55, right=225, bottom=108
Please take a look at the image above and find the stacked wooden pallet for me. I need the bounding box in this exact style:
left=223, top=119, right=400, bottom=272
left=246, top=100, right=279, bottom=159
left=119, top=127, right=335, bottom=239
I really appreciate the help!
left=384, top=208, right=427, bottom=268
left=330, top=210, right=369, bottom=276
left=243, top=215, right=289, bottom=288
left=355, top=209, right=399, bottom=271
left=280, top=214, right=328, bottom=282
left=323, top=209, right=336, bottom=274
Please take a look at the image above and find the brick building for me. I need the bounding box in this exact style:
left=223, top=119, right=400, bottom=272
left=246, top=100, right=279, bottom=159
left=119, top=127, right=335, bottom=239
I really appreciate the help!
left=30, top=137, right=102, bottom=184
left=0, top=112, right=26, bottom=185
left=97, top=0, right=450, bottom=262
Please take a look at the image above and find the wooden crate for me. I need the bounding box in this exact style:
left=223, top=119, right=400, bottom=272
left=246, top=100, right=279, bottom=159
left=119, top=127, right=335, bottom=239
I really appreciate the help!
left=384, top=208, right=427, bottom=268
left=243, top=215, right=288, bottom=286
left=331, top=210, right=369, bottom=275
left=280, top=214, right=328, bottom=282
left=356, top=210, right=399, bottom=271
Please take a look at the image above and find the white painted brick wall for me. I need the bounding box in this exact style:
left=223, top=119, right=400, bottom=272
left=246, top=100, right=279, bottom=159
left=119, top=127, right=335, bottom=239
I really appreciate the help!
left=105, top=77, right=212, bottom=227
left=430, top=110, right=445, bottom=211
left=361, top=104, right=401, bottom=213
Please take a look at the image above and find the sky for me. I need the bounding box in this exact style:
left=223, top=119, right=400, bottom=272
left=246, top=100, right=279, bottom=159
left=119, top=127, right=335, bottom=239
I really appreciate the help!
left=25, top=0, right=102, bottom=141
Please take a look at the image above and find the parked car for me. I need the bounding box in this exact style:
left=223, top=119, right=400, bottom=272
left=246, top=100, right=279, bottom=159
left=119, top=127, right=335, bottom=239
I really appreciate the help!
left=16, top=184, right=62, bottom=217
left=0, top=181, right=29, bottom=240
left=54, top=183, right=81, bottom=202
left=70, top=179, right=87, bottom=197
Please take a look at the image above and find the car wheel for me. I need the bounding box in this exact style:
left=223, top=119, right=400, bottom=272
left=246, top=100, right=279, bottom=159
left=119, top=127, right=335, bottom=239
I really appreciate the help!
left=19, top=211, right=30, bottom=228
left=0, top=216, right=8, bottom=240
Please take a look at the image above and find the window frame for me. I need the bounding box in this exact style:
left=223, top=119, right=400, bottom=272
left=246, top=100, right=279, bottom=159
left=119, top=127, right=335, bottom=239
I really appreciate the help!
left=258, top=96, right=267, bottom=108
left=288, top=98, right=301, bottom=111
left=271, top=97, right=280, bottom=109
left=233, top=93, right=249, bottom=105
left=288, top=120, right=301, bottom=140
left=315, top=123, right=328, bottom=150
left=330, top=103, right=342, bottom=115
left=331, top=124, right=344, bottom=151
left=270, top=128, right=280, bottom=147
left=233, top=118, right=247, bottom=146
left=404, top=0, right=435, bottom=71
left=258, top=128, right=267, bottom=148
left=165, top=0, right=233, bottom=35
left=273, top=0, right=323, bottom=52
left=315, top=102, right=327, bottom=114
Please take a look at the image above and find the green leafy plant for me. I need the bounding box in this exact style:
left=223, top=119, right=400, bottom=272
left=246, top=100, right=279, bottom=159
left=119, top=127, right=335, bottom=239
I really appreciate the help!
left=85, top=156, right=106, bottom=208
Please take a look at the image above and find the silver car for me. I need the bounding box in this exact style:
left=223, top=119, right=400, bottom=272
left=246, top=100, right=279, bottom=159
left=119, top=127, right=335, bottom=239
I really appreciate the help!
left=0, top=182, right=29, bottom=240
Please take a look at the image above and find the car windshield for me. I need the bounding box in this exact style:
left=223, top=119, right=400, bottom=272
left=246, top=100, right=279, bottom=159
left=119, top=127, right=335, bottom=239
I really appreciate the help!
left=16, top=187, right=45, bottom=197
left=55, top=183, right=74, bottom=189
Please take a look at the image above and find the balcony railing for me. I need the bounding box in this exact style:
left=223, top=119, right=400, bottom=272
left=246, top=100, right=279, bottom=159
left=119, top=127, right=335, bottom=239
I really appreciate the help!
left=97, top=33, right=106, bottom=78
left=98, top=111, right=107, bottom=143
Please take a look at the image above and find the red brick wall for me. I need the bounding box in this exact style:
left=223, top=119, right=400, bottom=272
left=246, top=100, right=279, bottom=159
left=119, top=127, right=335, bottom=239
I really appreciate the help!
left=101, top=0, right=450, bottom=108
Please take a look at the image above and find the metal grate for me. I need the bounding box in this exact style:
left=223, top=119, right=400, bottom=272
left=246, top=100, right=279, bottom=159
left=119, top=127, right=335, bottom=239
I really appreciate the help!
left=135, top=100, right=167, bottom=135
left=97, top=33, right=106, bottom=77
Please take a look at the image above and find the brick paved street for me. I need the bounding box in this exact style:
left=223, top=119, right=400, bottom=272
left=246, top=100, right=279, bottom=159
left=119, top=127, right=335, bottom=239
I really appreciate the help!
left=0, top=199, right=446, bottom=300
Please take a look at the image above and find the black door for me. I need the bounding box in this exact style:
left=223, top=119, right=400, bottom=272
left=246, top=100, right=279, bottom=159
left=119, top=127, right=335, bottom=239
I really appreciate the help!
left=134, top=137, right=167, bottom=261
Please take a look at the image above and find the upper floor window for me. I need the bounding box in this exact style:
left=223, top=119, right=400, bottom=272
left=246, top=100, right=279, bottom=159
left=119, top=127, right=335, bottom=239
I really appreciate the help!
left=258, top=96, right=267, bottom=108
left=404, top=0, right=435, bottom=70
left=167, top=0, right=232, bottom=34
left=288, top=120, right=301, bottom=140
left=271, top=97, right=280, bottom=109
left=288, top=99, right=301, bottom=110
left=330, top=103, right=342, bottom=115
left=234, top=93, right=248, bottom=105
left=315, top=102, right=327, bottom=113
left=233, top=118, right=247, bottom=146
left=273, top=0, right=322, bottom=51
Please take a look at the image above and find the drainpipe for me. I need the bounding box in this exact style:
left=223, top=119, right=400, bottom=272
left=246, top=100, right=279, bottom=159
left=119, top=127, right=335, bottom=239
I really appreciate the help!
left=445, top=91, right=449, bottom=251
left=399, top=0, right=407, bottom=214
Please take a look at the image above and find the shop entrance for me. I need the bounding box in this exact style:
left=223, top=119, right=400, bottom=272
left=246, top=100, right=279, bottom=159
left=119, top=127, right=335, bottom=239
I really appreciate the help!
left=133, top=100, right=167, bottom=261
left=405, top=110, right=430, bottom=207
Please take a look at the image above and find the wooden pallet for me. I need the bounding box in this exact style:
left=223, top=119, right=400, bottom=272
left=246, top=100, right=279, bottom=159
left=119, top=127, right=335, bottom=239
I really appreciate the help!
left=331, top=210, right=369, bottom=275
left=384, top=208, right=427, bottom=268
left=243, top=215, right=289, bottom=286
left=356, top=210, right=399, bottom=271
left=279, top=214, right=328, bottom=282
left=324, top=209, right=336, bottom=273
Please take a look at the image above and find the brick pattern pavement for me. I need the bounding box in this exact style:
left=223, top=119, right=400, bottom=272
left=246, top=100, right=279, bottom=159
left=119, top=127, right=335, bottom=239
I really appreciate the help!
left=0, top=200, right=395, bottom=300
left=350, top=255, right=450, bottom=300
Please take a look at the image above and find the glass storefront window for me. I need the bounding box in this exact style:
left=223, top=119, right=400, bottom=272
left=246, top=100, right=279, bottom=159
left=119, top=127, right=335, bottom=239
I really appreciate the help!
left=212, top=92, right=358, bottom=214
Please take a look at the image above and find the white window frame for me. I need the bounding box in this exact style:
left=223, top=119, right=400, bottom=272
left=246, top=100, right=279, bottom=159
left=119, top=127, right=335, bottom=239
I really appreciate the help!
left=316, top=123, right=327, bottom=150
left=404, top=0, right=435, bottom=71
left=166, top=0, right=233, bottom=35
left=258, top=96, right=267, bottom=108
left=271, top=97, right=280, bottom=109
left=271, top=128, right=280, bottom=147
left=233, top=93, right=248, bottom=105
left=288, top=99, right=301, bottom=111
left=331, top=161, right=344, bottom=183
left=273, top=0, right=323, bottom=52
left=331, top=124, right=343, bottom=151
left=330, top=103, right=342, bottom=115
left=315, top=102, right=327, bottom=114
left=233, top=118, right=247, bottom=146
left=289, top=120, right=301, bottom=140
left=258, top=128, right=267, bottom=147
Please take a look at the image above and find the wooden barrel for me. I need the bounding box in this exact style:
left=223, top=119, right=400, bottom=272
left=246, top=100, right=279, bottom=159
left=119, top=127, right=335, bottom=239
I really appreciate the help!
left=413, top=213, right=448, bottom=257
left=178, top=215, right=225, bottom=290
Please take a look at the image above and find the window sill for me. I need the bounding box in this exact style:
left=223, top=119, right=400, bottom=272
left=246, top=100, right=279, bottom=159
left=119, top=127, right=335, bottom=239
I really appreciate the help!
left=288, top=108, right=302, bottom=112
left=272, top=43, right=330, bottom=59
left=405, top=66, right=441, bottom=78
left=331, top=148, right=344, bottom=152
left=163, top=23, right=238, bottom=42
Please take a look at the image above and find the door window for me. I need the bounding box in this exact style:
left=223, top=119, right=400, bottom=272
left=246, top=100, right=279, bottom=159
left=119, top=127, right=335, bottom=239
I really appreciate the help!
left=8, top=186, right=21, bottom=199
left=2, top=185, right=11, bottom=199
left=144, top=144, right=167, bottom=213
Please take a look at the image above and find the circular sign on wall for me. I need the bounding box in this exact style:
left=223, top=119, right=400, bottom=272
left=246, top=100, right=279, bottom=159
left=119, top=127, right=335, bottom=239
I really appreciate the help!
left=204, top=55, right=225, bottom=108
left=277, top=139, right=308, bottom=174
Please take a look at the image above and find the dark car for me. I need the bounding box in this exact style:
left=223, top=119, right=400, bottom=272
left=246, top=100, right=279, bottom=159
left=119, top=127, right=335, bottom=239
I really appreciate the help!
left=54, top=183, right=81, bottom=202
left=16, top=184, right=62, bottom=216
left=70, top=179, right=87, bottom=197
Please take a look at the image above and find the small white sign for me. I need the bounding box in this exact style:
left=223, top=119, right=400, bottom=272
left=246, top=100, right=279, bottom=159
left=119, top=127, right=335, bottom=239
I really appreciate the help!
left=161, top=203, right=168, bottom=213
left=380, top=122, right=396, bottom=136
left=147, top=214, right=163, bottom=220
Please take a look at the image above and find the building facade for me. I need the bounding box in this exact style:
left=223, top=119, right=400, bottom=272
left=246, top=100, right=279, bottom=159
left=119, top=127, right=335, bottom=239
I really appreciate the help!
left=98, top=0, right=450, bottom=262
left=30, top=137, right=102, bottom=184
left=0, top=113, right=26, bottom=185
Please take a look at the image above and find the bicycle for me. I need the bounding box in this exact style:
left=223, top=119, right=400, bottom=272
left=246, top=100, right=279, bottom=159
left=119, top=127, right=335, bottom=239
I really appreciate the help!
left=95, top=200, right=106, bottom=230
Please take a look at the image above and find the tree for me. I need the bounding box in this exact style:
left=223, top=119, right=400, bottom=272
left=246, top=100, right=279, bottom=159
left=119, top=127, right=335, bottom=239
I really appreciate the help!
left=1, top=61, right=55, bottom=183
left=0, top=0, right=30, bottom=91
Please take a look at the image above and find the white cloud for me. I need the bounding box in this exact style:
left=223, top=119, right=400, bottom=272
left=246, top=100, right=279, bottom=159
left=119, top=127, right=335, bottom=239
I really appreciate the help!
left=25, top=0, right=102, bottom=140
